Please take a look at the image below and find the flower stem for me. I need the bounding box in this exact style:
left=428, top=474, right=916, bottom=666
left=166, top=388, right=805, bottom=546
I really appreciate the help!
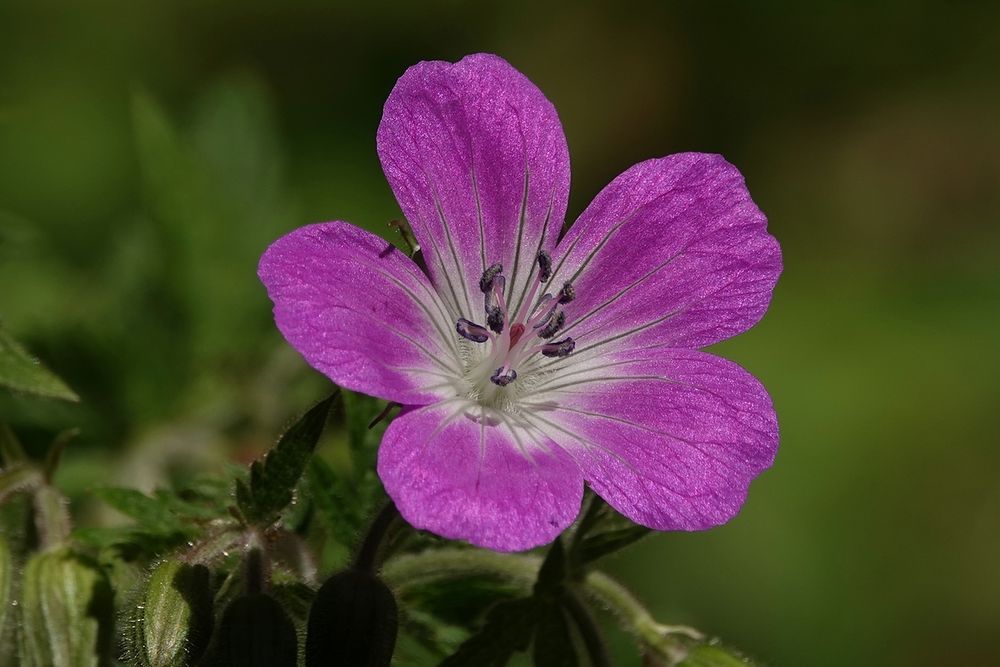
left=32, top=484, right=70, bottom=549
left=563, top=589, right=612, bottom=667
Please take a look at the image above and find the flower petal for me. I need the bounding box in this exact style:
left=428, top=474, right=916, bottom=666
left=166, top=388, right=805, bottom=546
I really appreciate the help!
left=548, top=153, right=781, bottom=359
left=519, top=349, right=777, bottom=531
left=377, top=53, right=570, bottom=323
left=258, top=222, right=459, bottom=405
left=377, top=400, right=584, bottom=551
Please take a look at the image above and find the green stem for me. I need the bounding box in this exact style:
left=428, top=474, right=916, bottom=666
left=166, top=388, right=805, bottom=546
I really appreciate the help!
left=32, top=485, right=70, bottom=549
left=563, top=589, right=612, bottom=667
left=381, top=548, right=699, bottom=662
left=582, top=570, right=700, bottom=663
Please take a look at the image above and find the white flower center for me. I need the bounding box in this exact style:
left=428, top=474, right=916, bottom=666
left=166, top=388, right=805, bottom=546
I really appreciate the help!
left=452, top=251, right=577, bottom=411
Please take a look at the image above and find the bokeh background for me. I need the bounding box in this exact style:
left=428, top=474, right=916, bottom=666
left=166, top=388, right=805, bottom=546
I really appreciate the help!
left=2, top=1, right=999, bottom=664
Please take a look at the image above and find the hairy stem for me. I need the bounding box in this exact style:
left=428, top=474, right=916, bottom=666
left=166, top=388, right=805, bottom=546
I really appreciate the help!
left=564, top=589, right=612, bottom=667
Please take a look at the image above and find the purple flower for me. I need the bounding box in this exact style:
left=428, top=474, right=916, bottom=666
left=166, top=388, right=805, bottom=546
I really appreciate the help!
left=259, top=54, right=782, bottom=552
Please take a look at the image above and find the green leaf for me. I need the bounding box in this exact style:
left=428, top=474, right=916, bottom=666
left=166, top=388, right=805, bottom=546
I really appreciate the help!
left=575, top=525, right=651, bottom=566
left=238, top=395, right=334, bottom=525
left=307, top=457, right=364, bottom=548
left=534, top=537, right=568, bottom=597
left=395, top=575, right=523, bottom=630
left=569, top=494, right=651, bottom=568
left=93, top=487, right=187, bottom=535
left=395, top=608, right=469, bottom=662
left=440, top=597, right=541, bottom=667
left=0, top=326, right=78, bottom=401
left=679, top=644, right=756, bottom=667
left=533, top=603, right=578, bottom=667
left=344, top=391, right=389, bottom=479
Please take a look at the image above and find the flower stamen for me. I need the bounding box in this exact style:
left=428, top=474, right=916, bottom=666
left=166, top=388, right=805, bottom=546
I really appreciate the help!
left=456, top=254, right=577, bottom=395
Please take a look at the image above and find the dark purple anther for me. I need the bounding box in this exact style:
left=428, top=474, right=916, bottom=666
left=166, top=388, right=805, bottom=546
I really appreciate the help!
left=540, top=337, right=575, bottom=358
left=486, top=305, right=504, bottom=334
left=536, top=250, right=552, bottom=282
left=490, top=367, right=517, bottom=386
left=538, top=311, right=565, bottom=339
left=557, top=282, right=575, bottom=304
left=456, top=318, right=490, bottom=343
left=479, top=263, right=503, bottom=294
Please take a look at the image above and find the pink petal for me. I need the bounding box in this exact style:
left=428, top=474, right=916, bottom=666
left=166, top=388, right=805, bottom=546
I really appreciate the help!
left=377, top=53, right=570, bottom=322
left=377, top=401, right=584, bottom=552
left=550, top=153, right=781, bottom=357
left=258, top=222, right=458, bottom=405
left=520, top=349, right=777, bottom=531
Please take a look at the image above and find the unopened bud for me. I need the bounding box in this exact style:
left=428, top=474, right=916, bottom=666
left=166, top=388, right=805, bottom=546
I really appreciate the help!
left=19, top=547, right=113, bottom=667
left=306, top=569, right=397, bottom=667
left=131, top=559, right=213, bottom=667
left=212, top=593, right=297, bottom=667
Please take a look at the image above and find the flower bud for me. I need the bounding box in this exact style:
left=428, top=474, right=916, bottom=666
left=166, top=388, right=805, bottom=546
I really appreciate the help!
left=130, top=559, right=213, bottom=667
left=211, top=592, right=297, bottom=667
left=18, top=547, right=113, bottom=667
left=305, top=569, right=397, bottom=667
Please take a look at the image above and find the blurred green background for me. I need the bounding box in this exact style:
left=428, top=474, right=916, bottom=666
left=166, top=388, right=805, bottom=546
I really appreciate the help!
left=2, top=1, right=999, bottom=664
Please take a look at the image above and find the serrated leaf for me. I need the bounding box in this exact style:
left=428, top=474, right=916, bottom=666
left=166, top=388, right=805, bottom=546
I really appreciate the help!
left=440, top=597, right=540, bottom=667
left=344, top=391, right=387, bottom=478
left=93, top=487, right=187, bottom=535
left=395, top=575, right=523, bottom=630
left=238, top=396, right=334, bottom=525
left=307, top=457, right=357, bottom=546
left=0, top=326, right=78, bottom=401
left=397, top=608, right=469, bottom=661
left=575, top=525, right=651, bottom=565
left=533, top=603, right=578, bottom=667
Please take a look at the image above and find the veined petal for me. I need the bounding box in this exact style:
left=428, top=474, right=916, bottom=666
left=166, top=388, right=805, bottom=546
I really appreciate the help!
left=258, top=222, right=459, bottom=405
left=377, top=53, right=570, bottom=321
left=547, top=153, right=781, bottom=358
left=518, top=349, right=777, bottom=531
left=377, top=401, right=584, bottom=552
